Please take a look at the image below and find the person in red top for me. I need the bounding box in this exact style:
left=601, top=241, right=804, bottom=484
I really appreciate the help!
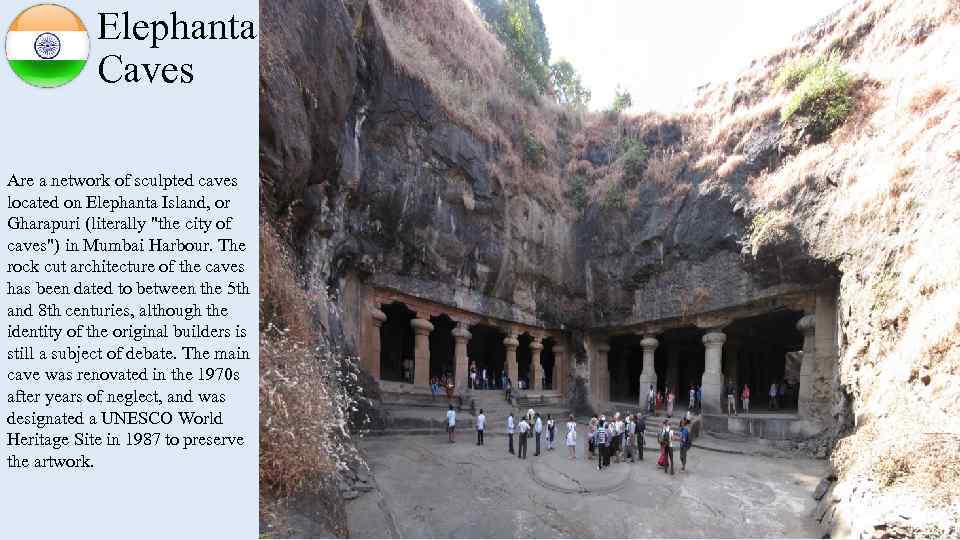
left=742, top=384, right=751, bottom=414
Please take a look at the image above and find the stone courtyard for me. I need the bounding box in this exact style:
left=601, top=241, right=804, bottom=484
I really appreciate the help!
left=347, top=432, right=827, bottom=538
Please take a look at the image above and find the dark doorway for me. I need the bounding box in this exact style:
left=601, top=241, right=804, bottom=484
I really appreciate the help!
left=380, top=302, right=415, bottom=383
left=429, top=315, right=455, bottom=380
left=467, top=325, right=505, bottom=388
left=541, top=337, right=556, bottom=390
left=655, top=326, right=704, bottom=407
left=517, top=334, right=532, bottom=390
left=725, top=309, right=804, bottom=412
left=609, top=334, right=642, bottom=403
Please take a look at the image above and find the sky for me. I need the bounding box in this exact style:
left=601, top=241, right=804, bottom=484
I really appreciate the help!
left=539, top=0, right=849, bottom=112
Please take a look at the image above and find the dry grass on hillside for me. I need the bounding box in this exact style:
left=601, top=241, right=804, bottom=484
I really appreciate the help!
left=718, top=0, right=960, bottom=532
left=369, top=0, right=571, bottom=203
left=260, top=221, right=337, bottom=499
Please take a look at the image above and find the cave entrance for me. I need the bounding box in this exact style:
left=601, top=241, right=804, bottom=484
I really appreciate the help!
left=380, top=302, right=415, bottom=383
left=429, top=314, right=455, bottom=381
left=517, top=334, right=532, bottom=390
left=655, top=326, right=705, bottom=408
left=467, top=324, right=505, bottom=389
left=541, top=337, right=556, bottom=390
left=609, top=334, right=642, bottom=403
left=725, top=309, right=804, bottom=413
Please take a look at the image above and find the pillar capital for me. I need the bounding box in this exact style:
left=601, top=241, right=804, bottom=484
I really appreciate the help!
left=640, top=336, right=659, bottom=351
left=452, top=324, right=472, bottom=342
left=702, top=330, right=726, bottom=346
left=695, top=316, right=732, bottom=330
left=595, top=341, right=611, bottom=354
left=529, top=340, right=544, bottom=352
left=371, top=307, right=387, bottom=326
left=796, top=314, right=816, bottom=335
left=503, top=335, right=519, bottom=350
left=410, top=318, right=434, bottom=336
left=551, top=344, right=566, bottom=354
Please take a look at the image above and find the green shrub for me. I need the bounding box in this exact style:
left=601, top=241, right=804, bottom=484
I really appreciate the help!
left=780, top=54, right=854, bottom=138
left=773, top=54, right=820, bottom=91
left=551, top=58, right=591, bottom=109
left=567, top=174, right=588, bottom=211
left=603, top=183, right=627, bottom=210
left=611, top=85, right=632, bottom=113
left=521, top=129, right=546, bottom=169
left=474, top=0, right=551, bottom=93
left=621, top=140, right=648, bottom=185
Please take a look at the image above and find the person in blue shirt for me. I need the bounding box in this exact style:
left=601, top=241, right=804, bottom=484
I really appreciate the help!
left=679, top=418, right=691, bottom=471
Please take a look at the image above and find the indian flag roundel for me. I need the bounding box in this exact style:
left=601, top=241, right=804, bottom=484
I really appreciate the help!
left=6, top=4, right=88, bottom=88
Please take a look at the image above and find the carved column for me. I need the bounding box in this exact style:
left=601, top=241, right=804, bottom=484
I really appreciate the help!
left=796, top=314, right=816, bottom=417
left=815, top=289, right=838, bottom=419
left=638, top=336, right=659, bottom=406
left=530, top=336, right=544, bottom=391
left=504, top=333, right=520, bottom=388
left=452, top=322, right=472, bottom=392
left=701, top=330, right=726, bottom=414
left=553, top=344, right=566, bottom=395
left=410, top=316, right=434, bottom=387
left=369, top=307, right=387, bottom=381
left=595, top=341, right=610, bottom=403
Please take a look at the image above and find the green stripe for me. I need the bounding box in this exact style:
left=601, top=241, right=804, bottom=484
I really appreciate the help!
left=9, top=60, right=85, bottom=87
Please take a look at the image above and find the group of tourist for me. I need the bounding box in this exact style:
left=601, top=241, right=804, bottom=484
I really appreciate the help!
left=583, top=412, right=690, bottom=474
left=723, top=380, right=794, bottom=415
left=505, top=408, right=558, bottom=458
left=468, top=362, right=500, bottom=390
left=439, top=404, right=695, bottom=476
left=430, top=374, right=456, bottom=400
left=643, top=384, right=703, bottom=417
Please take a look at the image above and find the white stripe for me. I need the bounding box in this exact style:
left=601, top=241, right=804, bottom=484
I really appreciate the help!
left=6, top=31, right=88, bottom=61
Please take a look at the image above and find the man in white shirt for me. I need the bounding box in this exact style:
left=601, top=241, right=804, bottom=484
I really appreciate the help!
left=476, top=408, right=486, bottom=446
left=533, top=414, right=543, bottom=456
left=647, top=385, right=656, bottom=414
left=446, top=405, right=456, bottom=443
left=517, top=417, right=530, bottom=459
left=506, top=412, right=515, bottom=454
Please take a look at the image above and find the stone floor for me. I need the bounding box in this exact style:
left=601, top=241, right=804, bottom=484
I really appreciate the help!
left=347, top=433, right=829, bottom=538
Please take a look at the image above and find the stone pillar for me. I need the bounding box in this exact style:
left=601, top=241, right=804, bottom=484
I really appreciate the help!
left=452, top=322, right=472, bottom=392
left=368, top=307, right=387, bottom=380
left=638, top=336, right=658, bottom=406
left=553, top=344, right=566, bottom=395
left=410, top=317, right=434, bottom=387
left=796, top=314, right=816, bottom=417
left=814, top=287, right=838, bottom=418
left=530, top=336, right=544, bottom=391
left=595, top=341, right=610, bottom=403
left=504, top=333, right=520, bottom=388
left=701, top=330, right=726, bottom=414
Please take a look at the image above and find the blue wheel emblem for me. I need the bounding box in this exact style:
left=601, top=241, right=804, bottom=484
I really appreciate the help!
left=34, top=32, right=61, bottom=59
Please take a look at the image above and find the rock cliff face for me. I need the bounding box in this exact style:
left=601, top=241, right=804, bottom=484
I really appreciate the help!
left=261, top=0, right=959, bottom=536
